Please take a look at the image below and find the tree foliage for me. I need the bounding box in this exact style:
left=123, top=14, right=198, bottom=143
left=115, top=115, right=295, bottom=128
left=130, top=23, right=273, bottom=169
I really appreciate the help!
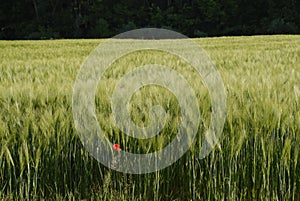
left=0, top=0, right=299, bottom=39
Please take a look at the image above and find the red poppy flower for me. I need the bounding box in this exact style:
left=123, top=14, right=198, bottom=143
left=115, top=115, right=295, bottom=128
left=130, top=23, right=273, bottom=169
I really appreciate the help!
left=112, top=144, right=122, bottom=152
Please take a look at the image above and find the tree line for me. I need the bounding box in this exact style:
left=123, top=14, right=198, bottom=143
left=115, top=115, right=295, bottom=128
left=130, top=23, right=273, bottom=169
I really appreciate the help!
left=1, top=0, right=299, bottom=39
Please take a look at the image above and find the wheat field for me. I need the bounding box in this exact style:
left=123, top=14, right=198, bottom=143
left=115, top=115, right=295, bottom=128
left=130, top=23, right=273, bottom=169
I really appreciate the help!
left=0, top=35, right=299, bottom=200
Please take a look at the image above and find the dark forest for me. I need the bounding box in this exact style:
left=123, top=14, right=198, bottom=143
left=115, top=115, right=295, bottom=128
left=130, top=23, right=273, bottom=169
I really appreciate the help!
left=1, top=0, right=299, bottom=39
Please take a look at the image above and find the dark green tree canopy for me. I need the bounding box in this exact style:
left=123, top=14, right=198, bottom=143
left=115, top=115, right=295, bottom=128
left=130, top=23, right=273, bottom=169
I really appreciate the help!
left=0, top=0, right=299, bottom=39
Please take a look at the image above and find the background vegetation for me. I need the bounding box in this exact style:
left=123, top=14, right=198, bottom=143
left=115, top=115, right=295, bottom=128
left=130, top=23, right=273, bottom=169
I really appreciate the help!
left=0, top=35, right=299, bottom=200
left=1, top=0, right=300, bottom=39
